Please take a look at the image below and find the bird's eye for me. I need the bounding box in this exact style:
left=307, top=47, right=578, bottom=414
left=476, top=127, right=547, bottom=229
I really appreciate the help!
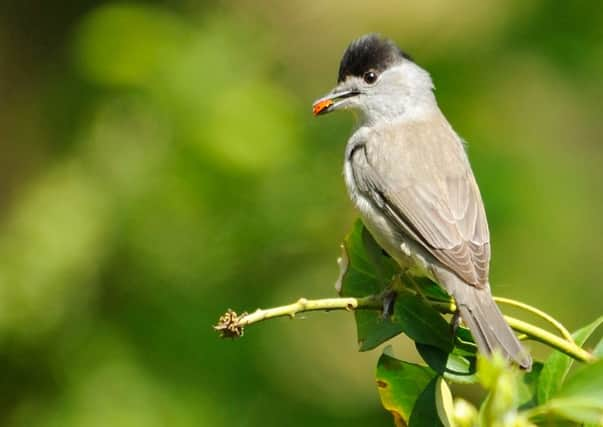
left=363, top=70, right=378, bottom=84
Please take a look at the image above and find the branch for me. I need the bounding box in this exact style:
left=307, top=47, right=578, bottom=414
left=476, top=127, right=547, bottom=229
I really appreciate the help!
left=493, top=296, right=574, bottom=344
left=215, top=294, right=596, bottom=363
left=428, top=298, right=594, bottom=363
left=214, top=296, right=381, bottom=337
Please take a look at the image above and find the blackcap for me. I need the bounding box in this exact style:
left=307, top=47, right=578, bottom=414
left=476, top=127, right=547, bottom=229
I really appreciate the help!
left=313, top=34, right=531, bottom=369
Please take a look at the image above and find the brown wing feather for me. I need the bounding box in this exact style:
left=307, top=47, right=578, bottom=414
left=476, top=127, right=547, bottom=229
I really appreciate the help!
left=362, top=116, right=490, bottom=287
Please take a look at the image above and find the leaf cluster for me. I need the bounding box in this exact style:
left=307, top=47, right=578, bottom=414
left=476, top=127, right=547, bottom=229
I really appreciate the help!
left=339, top=220, right=603, bottom=426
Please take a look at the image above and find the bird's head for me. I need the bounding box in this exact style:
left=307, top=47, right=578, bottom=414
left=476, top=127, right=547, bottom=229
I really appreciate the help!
left=313, top=34, right=436, bottom=124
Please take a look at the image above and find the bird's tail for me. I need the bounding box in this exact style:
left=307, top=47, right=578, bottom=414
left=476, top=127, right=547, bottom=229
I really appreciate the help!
left=442, top=273, right=532, bottom=370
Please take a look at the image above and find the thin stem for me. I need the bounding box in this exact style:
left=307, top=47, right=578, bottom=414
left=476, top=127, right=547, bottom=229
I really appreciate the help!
left=214, top=296, right=381, bottom=338
left=241, top=296, right=380, bottom=324
left=427, top=297, right=594, bottom=363
left=505, top=316, right=594, bottom=362
left=494, top=296, right=574, bottom=344
left=215, top=295, right=595, bottom=363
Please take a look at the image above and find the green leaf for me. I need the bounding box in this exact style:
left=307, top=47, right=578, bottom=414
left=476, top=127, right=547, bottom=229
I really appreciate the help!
left=546, top=398, right=603, bottom=425
left=555, top=357, right=603, bottom=401
left=336, top=220, right=458, bottom=352
left=408, top=377, right=445, bottom=427
left=416, top=343, right=477, bottom=384
left=394, top=292, right=454, bottom=353
left=337, top=220, right=404, bottom=351
left=337, top=219, right=397, bottom=296
left=413, top=276, right=451, bottom=302
left=361, top=222, right=400, bottom=286
left=376, top=352, right=437, bottom=425
left=518, top=361, right=544, bottom=409
left=355, top=314, right=405, bottom=352
left=435, top=377, right=454, bottom=427
left=529, top=359, right=603, bottom=425
left=593, top=335, right=603, bottom=358
left=537, top=315, right=603, bottom=404
left=453, top=326, right=479, bottom=357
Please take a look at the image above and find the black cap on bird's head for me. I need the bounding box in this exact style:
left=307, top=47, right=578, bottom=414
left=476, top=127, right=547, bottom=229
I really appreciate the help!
left=337, top=34, right=412, bottom=83
left=313, top=34, right=414, bottom=116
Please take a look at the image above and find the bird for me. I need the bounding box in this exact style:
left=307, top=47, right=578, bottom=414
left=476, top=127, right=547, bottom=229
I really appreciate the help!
left=312, top=33, right=531, bottom=369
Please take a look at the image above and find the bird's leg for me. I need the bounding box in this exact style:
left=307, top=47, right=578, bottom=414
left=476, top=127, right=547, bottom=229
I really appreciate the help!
left=381, top=289, right=397, bottom=319
left=450, top=308, right=461, bottom=337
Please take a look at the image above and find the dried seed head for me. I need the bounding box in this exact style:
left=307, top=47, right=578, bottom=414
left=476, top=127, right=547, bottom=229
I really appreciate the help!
left=214, top=309, right=247, bottom=338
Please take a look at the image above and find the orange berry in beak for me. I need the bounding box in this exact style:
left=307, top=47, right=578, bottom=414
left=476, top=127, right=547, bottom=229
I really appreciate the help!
left=313, top=99, right=334, bottom=116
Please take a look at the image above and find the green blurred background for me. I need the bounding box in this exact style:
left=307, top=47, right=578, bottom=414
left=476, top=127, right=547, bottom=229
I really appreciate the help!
left=0, top=1, right=601, bottom=426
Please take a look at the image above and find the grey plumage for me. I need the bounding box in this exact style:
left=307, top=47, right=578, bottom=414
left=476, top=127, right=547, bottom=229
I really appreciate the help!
left=352, top=116, right=490, bottom=287
left=347, top=114, right=530, bottom=369
left=314, top=34, right=531, bottom=369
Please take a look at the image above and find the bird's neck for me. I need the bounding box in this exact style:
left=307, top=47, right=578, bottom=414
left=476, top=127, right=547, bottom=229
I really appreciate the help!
left=357, top=91, right=440, bottom=127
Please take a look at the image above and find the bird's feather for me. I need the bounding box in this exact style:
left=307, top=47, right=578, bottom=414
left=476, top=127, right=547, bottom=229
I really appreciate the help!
left=351, top=113, right=490, bottom=287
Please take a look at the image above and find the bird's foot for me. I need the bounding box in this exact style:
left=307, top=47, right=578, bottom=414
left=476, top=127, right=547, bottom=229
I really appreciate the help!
left=382, top=290, right=397, bottom=319
left=450, top=309, right=461, bottom=337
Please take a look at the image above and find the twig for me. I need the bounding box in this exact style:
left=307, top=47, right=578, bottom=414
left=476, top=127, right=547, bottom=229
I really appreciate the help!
left=493, top=296, right=575, bottom=344
left=506, top=316, right=593, bottom=362
left=215, top=294, right=596, bottom=363
left=427, top=298, right=594, bottom=363
left=214, top=296, right=381, bottom=338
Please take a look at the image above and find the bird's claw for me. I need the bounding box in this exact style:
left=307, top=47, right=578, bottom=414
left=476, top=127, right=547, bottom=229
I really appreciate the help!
left=382, top=290, right=397, bottom=319
left=450, top=309, right=461, bottom=337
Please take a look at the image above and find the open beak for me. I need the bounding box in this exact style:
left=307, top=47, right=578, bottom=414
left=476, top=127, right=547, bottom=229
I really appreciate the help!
left=312, top=89, right=359, bottom=116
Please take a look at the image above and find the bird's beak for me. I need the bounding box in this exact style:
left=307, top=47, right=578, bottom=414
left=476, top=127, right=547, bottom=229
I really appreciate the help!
left=312, top=88, right=360, bottom=116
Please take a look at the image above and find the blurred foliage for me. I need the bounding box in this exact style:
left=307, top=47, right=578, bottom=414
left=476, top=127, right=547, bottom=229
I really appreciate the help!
left=0, top=1, right=602, bottom=426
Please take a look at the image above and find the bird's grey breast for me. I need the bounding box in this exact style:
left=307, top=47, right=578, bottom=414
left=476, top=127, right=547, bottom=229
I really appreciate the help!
left=343, top=125, right=432, bottom=274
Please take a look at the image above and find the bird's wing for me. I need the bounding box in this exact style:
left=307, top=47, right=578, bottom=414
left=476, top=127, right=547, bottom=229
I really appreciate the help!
left=350, top=118, right=490, bottom=287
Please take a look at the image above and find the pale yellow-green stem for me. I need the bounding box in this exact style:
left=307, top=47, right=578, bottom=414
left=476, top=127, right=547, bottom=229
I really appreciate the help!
left=215, top=294, right=596, bottom=363
left=494, top=296, right=574, bottom=344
